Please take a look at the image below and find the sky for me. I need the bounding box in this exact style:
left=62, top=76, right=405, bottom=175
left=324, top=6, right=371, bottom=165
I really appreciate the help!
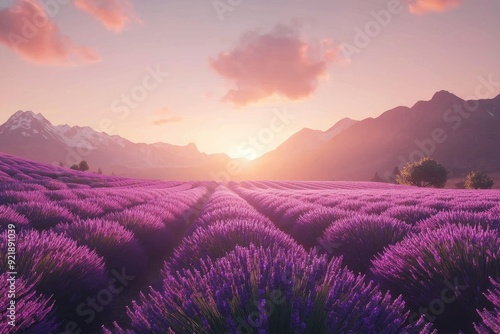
left=1, top=0, right=499, bottom=158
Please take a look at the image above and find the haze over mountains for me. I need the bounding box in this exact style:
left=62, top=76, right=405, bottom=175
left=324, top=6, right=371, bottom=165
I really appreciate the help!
left=0, top=110, right=230, bottom=180
left=265, top=118, right=358, bottom=157
left=246, top=91, right=500, bottom=182
left=1, top=91, right=499, bottom=183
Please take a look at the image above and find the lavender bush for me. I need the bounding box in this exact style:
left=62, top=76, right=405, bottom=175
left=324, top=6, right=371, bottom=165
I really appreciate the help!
left=165, top=219, right=304, bottom=272
left=291, top=207, right=348, bottom=248
left=417, top=210, right=500, bottom=232
left=54, top=218, right=147, bottom=275
left=12, top=201, right=74, bottom=230
left=382, top=205, right=437, bottom=225
left=0, top=205, right=29, bottom=231
left=0, top=273, right=59, bottom=333
left=0, top=153, right=498, bottom=333
left=0, top=230, right=108, bottom=305
left=104, top=209, right=171, bottom=256
left=319, top=214, right=412, bottom=274
left=371, top=224, right=500, bottom=332
left=475, top=278, right=500, bottom=334
left=120, top=245, right=433, bottom=334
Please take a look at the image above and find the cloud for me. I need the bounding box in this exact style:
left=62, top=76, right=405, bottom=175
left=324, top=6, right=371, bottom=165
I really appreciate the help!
left=407, top=0, right=462, bottom=14
left=153, top=117, right=182, bottom=125
left=209, top=23, right=338, bottom=106
left=74, top=0, right=139, bottom=32
left=155, top=107, right=172, bottom=115
left=152, top=107, right=183, bottom=125
left=0, top=0, right=100, bottom=65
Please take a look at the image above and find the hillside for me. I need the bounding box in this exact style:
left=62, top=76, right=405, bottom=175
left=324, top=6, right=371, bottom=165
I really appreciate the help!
left=0, top=111, right=231, bottom=180
left=245, top=91, right=500, bottom=183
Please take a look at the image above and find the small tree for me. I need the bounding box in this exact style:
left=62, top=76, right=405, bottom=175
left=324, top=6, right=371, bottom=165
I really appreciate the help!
left=70, top=164, right=80, bottom=170
left=79, top=161, right=89, bottom=172
left=464, top=171, right=494, bottom=189
left=97, top=167, right=102, bottom=175
left=397, top=157, right=448, bottom=188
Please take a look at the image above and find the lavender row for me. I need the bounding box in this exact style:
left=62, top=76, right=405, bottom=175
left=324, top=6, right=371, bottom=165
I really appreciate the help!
left=109, top=245, right=433, bottom=334
left=164, top=186, right=301, bottom=272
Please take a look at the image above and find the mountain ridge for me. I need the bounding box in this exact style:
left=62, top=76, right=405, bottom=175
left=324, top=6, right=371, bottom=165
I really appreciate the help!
left=0, top=110, right=231, bottom=179
left=243, top=91, right=500, bottom=182
left=1, top=90, right=499, bottom=182
left=259, top=117, right=358, bottom=158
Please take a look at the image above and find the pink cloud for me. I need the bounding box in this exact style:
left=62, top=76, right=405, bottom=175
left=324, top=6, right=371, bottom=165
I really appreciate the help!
left=153, top=117, right=182, bottom=126
left=0, top=0, right=100, bottom=65
left=210, top=24, right=338, bottom=106
left=407, top=0, right=462, bottom=14
left=74, top=0, right=138, bottom=32
left=153, top=107, right=183, bottom=125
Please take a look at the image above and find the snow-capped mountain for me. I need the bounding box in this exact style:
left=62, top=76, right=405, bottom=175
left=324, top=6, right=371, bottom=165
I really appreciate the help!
left=0, top=111, right=230, bottom=179
left=53, top=124, right=129, bottom=149
left=0, top=111, right=127, bottom=149
left=0, top=110, right=61, bottom=141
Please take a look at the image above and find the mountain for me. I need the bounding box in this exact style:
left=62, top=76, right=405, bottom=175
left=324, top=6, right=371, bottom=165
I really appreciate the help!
left=264, top=118, right=357, bottom=157
left=2, top=91, right=500, bottom=183
left=244, top=91, right=500, bottom=183
left=0, top=111, right=231, bottom=180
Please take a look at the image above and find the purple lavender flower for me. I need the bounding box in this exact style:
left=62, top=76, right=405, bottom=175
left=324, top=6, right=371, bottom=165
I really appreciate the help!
left=371, top=224, right=500, bottom=332
left=318, top=214, right=413, bottom=274
left=0, top=205, right=29, bottom=231
left=11, top=201, right=75, bottom=230
left=0, top=273, right=59, bottom=333
left=54, top=218, right=147, bottom=275
left=417, top=210, right=500, bottom=232
left=291, top=207, right=348, bottom=248
left=382, top=205, right=437, bottom=225
left=475, top=278, right=500, bottom=334
left=0, top=230, right=108, bottom=305
left=104, top=209, right=171, bottom=256
left=122, top=245, right=430, bottom=333
left=165, top=219, right=305, bottom=272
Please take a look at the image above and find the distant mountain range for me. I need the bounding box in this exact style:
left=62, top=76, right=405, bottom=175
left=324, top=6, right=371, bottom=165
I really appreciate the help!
left=245, top=91, right=500, bottom=183
left=0, top=110, right=230, bottom=180
left=1, top=90, right=499, bottom=183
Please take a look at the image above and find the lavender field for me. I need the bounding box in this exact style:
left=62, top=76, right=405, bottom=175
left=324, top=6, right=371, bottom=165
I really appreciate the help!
left=0, top=153, right=499, bottom=334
